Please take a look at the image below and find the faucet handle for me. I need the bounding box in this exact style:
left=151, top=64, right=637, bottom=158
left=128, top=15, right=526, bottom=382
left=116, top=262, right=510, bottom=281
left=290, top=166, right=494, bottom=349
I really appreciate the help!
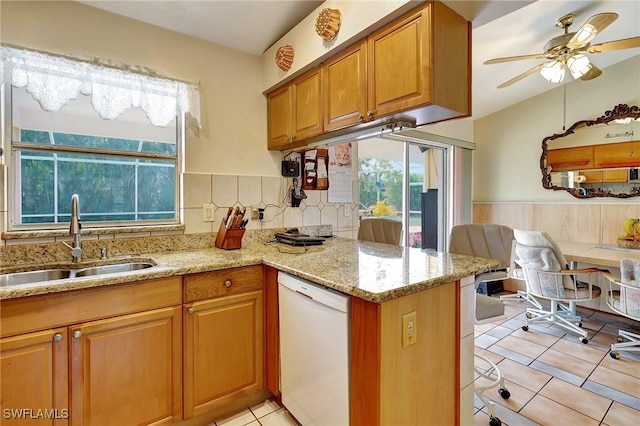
left=71, top=247, right=82, bottom=258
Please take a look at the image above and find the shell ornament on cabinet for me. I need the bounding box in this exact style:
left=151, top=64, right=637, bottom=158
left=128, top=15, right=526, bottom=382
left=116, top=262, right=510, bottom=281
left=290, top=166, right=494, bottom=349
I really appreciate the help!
left=275, top=45, right=294, bottom=71
left=315, top=8, right=341, bottom=42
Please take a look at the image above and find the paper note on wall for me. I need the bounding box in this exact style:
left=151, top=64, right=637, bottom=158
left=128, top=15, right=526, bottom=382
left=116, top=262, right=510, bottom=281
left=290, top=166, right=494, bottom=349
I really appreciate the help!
left=328, top=143, right=353, bottom=203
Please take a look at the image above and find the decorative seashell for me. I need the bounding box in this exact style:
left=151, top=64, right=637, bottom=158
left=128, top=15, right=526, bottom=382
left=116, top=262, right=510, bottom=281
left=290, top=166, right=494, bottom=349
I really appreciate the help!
left=315, top=8, right=341, bottom=42
left=275, top=45, right=294, bottom=72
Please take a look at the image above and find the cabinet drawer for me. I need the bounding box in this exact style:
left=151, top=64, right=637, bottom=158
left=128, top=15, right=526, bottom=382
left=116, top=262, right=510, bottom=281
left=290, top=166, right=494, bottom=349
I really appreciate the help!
left=184, top=265, right=263, bottom=302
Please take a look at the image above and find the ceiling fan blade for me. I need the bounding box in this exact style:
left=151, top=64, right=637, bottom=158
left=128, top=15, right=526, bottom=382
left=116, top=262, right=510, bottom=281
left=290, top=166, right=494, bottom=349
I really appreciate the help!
left=588, top=36, right=640, bottom=53
left=579, top=64, right=602, bottom=81
left=497, top=63, right=545, bottom=89
left=568, top=12, right=618, bottom=49
left=484, top=53, right=544, bottom=65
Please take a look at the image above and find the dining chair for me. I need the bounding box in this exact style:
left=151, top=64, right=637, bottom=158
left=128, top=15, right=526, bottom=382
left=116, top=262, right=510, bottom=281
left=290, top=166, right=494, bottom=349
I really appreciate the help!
left=602, top=258, right=640, bottom=359
left=357, top=217, right=402, bottom=245
left=448, top=224, right=513, bottom=426
left=513, top=229, right=602, bottom=344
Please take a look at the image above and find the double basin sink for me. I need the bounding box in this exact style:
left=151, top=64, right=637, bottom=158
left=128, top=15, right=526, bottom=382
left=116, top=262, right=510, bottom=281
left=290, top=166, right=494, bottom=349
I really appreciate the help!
left=0, top=262, right=155, bottom=287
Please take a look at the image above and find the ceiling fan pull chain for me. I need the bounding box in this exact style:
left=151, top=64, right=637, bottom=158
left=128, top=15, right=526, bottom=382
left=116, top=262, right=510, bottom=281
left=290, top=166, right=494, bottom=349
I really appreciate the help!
left=562, top=83, right=567, bottom=131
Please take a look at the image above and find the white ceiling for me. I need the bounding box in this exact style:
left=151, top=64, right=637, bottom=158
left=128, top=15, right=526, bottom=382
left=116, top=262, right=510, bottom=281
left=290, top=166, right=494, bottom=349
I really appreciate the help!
left=77, top=0, right=640, bottom=119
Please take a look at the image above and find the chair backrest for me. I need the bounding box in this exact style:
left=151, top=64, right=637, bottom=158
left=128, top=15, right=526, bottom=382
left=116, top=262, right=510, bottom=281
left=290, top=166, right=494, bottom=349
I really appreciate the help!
left=448, top=224, right=514, bottom=270
left=513, top=229, right=573, bottom=298
left=357, top=217, right=402, bottom=245
left=619, top=258, right=640, bottom=319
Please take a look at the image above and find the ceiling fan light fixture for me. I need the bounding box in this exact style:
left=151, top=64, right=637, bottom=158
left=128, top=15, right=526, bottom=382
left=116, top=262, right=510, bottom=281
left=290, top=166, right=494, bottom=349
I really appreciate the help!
left=567, top=54, right=592, bottom=78
left=540, top=61, right=565, bottom=83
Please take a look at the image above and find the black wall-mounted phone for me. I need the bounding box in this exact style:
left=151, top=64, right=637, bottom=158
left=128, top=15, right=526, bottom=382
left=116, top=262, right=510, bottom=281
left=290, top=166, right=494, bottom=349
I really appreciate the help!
left=281, top=160, right=299, bottom=177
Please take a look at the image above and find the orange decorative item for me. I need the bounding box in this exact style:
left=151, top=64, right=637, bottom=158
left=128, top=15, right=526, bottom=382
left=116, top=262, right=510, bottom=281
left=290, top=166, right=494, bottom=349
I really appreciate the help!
left=315, top=8, right=341, bottom=42
left=275, top=45, right=294, bottom=71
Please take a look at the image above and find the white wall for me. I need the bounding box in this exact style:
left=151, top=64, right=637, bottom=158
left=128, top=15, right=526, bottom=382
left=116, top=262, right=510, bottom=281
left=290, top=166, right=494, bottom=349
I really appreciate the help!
left=473, top=55, right=640, bottom=202
left=0, top=0, right=280, bottom=177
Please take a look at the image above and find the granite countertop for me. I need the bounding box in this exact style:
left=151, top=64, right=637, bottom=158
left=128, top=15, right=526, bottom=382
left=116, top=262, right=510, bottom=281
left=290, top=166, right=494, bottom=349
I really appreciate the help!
left=0, top=238, right=500, bottom=303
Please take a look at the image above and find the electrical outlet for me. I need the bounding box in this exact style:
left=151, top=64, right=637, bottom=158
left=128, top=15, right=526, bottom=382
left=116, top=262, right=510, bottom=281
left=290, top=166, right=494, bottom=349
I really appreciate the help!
left=251, top=206, right=260, bottom=220
left=202, top=203, right=215, bottom=222
left=402, top=311, right=417, bottom=348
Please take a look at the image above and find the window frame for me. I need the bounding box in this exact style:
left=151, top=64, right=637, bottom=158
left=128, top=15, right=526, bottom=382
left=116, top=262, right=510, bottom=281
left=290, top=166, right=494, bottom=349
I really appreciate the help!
left=2, top=84, right=184, bottom=232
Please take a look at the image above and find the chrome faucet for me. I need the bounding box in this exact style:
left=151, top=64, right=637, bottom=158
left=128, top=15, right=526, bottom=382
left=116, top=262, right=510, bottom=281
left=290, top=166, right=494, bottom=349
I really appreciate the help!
left=63, top=194, right=83, bottom=262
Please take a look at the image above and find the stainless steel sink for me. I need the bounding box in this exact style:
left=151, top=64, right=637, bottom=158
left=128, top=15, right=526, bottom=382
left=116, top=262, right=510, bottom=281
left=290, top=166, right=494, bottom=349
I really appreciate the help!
left=74, top=262, right=155, bottom=277
left=0, top=269, right=72, bottom=287
left=0, top=262, right=156, bottom=287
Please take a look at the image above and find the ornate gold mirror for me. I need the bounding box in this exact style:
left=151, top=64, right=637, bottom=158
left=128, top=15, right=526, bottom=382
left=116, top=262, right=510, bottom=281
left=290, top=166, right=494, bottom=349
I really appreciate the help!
left=542, top=104, right=640, bottom=198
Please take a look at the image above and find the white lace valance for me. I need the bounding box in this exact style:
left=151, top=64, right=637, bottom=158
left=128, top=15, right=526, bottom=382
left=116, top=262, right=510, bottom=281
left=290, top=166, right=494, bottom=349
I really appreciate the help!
left=0, top=46, right=201, bottom=129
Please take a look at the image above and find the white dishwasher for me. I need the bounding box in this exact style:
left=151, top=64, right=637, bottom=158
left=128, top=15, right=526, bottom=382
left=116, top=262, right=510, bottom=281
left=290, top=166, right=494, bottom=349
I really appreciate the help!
left=278, top=272, right=350, bottom=426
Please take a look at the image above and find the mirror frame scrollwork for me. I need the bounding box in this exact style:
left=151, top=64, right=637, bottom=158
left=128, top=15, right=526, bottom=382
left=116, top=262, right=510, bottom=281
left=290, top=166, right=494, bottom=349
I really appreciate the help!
left=541, top=103, right=640, bottom=199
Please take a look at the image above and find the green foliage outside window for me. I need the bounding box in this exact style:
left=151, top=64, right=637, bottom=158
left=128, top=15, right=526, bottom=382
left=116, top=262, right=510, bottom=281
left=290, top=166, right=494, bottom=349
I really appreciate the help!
left=18, top=130, right=176, bottom=225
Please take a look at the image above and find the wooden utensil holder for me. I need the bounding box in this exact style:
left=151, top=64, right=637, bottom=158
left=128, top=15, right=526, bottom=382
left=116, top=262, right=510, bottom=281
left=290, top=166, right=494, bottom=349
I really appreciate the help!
left=214, top=221, right=245, bottom=250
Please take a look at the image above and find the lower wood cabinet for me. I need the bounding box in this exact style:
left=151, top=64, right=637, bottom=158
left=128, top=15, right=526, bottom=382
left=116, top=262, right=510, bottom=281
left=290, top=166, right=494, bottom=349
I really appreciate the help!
left=0, top=277, right=182, bottom=426
left=1, top=268, right=268, bottom=425
left=70, top=307, right=182, bottom=425
left=182, top=266, right=265, bottom=420
left=1, top=328, right=69, bottom=426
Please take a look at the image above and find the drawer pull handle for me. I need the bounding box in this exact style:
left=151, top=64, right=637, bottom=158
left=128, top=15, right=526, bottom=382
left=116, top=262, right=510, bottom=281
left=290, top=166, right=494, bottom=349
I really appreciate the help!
left=225, top=280, right=232, bottom=288
left=73, top=330, right=82, bottom=339
left=188, top=307, right=194, bottom=315
left=53, top=333, right=63, bottom=342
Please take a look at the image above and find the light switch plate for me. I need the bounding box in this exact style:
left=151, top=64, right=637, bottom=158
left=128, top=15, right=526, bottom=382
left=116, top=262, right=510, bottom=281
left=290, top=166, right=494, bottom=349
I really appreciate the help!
left=202, top=203, right=215, bottom=222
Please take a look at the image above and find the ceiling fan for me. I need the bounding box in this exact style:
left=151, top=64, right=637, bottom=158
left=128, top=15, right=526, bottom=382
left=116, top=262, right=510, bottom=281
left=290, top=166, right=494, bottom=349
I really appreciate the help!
left=484, top=12, right=640, bottom=89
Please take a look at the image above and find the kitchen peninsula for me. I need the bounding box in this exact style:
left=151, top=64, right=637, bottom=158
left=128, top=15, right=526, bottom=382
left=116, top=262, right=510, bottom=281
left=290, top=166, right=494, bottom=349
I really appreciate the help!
left=0, top=237, right=498, bottom=426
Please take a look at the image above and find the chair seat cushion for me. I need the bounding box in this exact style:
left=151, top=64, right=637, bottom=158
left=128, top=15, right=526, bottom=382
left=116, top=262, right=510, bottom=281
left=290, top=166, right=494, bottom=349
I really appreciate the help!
left=476, top=294, right=505, bottom=321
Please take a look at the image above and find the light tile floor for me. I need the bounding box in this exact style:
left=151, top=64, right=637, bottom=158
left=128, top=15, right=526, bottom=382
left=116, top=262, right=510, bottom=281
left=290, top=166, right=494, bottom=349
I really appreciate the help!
left=213, top=292, right=640, bottom=426
left=473, top=293, right=640, bottom=426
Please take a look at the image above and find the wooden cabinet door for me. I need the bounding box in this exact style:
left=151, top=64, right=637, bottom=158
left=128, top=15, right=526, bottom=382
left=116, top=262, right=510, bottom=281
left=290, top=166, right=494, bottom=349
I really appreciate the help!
left=1, top=329, right=68, bottom=425
left=546, top=146, right=594, bottom=171
left=70, top=307, right=182, bottom=426
left=323, top=40, right=367, bottom=131
left=183, top=291, right=263, bottom=419
left=367, top=3, right=432, bottom=119
left=291, top=67, right=323, bottom=142
left=267, top=84, right=292, bottom=149
left=604, top=169, right=628, bottom=183
left=580, top=170, right=603, bottom=183
left=594, top=142, right=632, bottom=168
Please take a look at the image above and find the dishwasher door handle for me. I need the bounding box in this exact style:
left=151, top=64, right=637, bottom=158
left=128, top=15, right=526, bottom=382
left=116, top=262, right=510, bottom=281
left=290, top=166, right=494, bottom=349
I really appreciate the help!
left=295, top=289, right=314, bottom=300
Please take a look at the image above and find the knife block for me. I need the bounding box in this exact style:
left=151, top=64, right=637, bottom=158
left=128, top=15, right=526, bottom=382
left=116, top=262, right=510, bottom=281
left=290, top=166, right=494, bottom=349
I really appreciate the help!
left=214, top=221, right=245, bottom=250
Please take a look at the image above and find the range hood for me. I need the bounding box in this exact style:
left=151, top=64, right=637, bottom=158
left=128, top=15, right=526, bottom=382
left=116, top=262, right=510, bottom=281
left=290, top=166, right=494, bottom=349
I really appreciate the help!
left=306, top=120, right=416, bottom=147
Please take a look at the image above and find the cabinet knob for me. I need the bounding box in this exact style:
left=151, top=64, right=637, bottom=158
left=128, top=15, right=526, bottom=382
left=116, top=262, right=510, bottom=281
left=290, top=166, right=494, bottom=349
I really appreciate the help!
left=367, top=110, right=374, bottom=119
left=290, top=135, right=296, bottom=141
left=225, top=280, right=232, bottom=288
left=358, top=113, right=364, bottom=122
left=53, top=333, right=63, bottom=342
left=188, top=307, right=194, bottom=315
left=73, top=330, right=82, bottom=339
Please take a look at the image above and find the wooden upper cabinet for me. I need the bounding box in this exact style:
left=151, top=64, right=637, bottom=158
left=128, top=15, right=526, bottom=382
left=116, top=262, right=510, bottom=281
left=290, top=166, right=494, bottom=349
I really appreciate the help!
left=266, top=1, right=470, bottom=150
left=594, top=141, right=640, bottom=168
left=1, top=328, right=68, bottom=426
left=323, top=40, right=367, bottom=132
left=267, top=67, right=323, bottom=150
left=604, top=169, right=628, bottom=183
left=291, top=67, right=323, bottom=142
left=367, top=4, right=431, bottom=119
left=547, top=146, right=594, bottom=171
left=267, top=84, right=292, bottom=149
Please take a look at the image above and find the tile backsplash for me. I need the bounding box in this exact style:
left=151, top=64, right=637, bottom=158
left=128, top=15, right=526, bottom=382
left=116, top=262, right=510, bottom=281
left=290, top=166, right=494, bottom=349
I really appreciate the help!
left=1, top=172, right=359, bottom=247
left=182, top=173, right=359, bottom=239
